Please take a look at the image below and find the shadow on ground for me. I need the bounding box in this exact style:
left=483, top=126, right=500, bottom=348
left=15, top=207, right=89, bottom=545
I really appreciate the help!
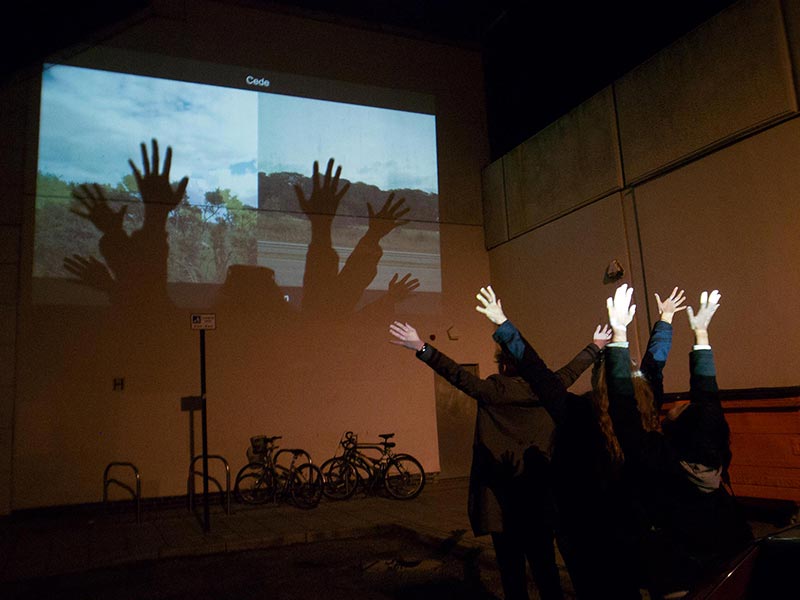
left=2, top=528, right=517, bottom=600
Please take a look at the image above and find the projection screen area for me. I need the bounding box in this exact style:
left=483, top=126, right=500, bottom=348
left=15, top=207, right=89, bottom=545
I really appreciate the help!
left=15, top=44, right=453, bottom=507
left=33, top=46, right=441, bottom=312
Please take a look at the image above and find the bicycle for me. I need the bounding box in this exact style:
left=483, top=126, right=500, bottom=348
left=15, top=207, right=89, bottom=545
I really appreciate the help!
left=234, top=435, right=323, bottom=509
left=320, top=431, right=425, bottom=500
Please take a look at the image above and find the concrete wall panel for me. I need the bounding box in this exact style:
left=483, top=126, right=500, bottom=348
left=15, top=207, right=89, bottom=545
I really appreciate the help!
left=503, top=87, right=623, bottom=237
left=633, top=118, right=800, bottom=390
left=617, top=0, right=797, bottom=182
left=480, top=157, right=507, bottom=248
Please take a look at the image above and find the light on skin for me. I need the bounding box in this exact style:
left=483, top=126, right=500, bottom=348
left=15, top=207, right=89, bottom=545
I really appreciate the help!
left=475, top=285, right=508, bottom=325
left=606, top=283, right=636, bottom=343
left=389, top=321, right=425, bottom=352
left=686, top=290, right=721, bottom=347
left=475, top=284, right=612, bottom=349
left=655, top=287, right=687, bottom=324
left=608, top=284, right=721, bottom=347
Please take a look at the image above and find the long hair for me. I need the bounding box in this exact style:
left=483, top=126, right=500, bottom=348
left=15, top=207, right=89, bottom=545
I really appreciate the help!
left=591, top=353, right=660, bottom=465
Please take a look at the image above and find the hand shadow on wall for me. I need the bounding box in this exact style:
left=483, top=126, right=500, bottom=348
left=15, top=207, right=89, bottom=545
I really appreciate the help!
left=295, top=158, right=418, bottom=322
left=65, top=139, right=187, bottom=316
left=62, top=146, right=420, bottom=337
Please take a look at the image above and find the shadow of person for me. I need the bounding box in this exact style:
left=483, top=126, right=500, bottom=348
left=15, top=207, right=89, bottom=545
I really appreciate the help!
left=357, top=272, right=420, bottom=324
left=294, top=158, right=415, bottom=322
left=65, top=138, right=187, bottom=317
left=215, top=264, right=296, bottom=330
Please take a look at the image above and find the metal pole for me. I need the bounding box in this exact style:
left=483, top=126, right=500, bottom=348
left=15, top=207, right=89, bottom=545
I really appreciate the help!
left=200, top=328, right=210, bottom=532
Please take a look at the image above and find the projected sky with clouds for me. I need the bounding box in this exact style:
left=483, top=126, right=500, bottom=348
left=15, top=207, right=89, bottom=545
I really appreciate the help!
left=34, top=59, right=441, bottom=298
left=38, top=65, right=438, bottom=208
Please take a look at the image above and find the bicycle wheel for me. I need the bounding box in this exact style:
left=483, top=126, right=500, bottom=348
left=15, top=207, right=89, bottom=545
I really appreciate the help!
left=291, top=463, right=323, bottom=509
left=271, top=464, right=292, bottom=503
left=234, top=463, right=276, bottom=504
left=383, top=454, right=425, bottom=499
left=320, top=457, right=358, bottom=500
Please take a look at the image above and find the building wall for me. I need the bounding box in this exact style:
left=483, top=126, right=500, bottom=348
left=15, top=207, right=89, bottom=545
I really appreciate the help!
left=0, top=0, right=493, bottom=511
left=482, top=0, right=800, bottom=501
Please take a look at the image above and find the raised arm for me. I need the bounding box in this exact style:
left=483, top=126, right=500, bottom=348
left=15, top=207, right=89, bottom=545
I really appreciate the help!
left=389, top=321, right=506, bottom=404
left=556, top=324, right=610, bottom=386
left=604, top=284, right=648, bottom=455
left=641, top=287, right=685, bottom=410
left=475, top=285, right=605, bottom=386
left=686, top=290, right=721, bottom=406
left=475, top=286, right=572, bottom=424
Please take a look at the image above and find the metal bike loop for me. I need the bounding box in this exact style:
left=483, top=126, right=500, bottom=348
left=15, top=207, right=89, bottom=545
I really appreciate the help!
left=188, top=454, right=231, bottom=516
left=102, top=461, right=142, bottom=524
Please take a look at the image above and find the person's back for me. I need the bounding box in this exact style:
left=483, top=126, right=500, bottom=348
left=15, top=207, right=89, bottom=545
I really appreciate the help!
left=604, top=285, right=753, bottom=598
left=485, top=310, right=642, bottom=600
left=390, top=320, right=601, bottom=600
left=466, top=366, right=559, bottom=536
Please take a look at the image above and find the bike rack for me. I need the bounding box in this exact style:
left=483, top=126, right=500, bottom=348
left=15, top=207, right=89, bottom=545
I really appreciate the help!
left=187, top=454, right=231, bottom=515
left=103, top=462, right=142, bottom=524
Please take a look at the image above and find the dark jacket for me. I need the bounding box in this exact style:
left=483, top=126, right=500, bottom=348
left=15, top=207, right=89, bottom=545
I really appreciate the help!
left=415, top=339, right=598, bottom=536
left=605, top=344, right=753, bottom=595
left=492, top=321, right=618, bottom=500
left=493, top=321, right=642, bottom=599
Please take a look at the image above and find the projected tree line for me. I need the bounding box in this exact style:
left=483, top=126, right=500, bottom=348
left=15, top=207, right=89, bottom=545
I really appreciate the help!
left=34, top=165, right=439, bottom=287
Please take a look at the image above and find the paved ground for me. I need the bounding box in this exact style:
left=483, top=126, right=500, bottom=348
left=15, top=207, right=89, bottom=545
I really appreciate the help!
left=0, top=477, right=792, bottom=599
left=0, top=478, right=523, bottom=599
left=2, top=528, right=509, bottom=600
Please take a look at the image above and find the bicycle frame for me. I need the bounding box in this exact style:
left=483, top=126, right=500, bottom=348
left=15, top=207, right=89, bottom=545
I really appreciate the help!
left=337, top=434, right=399, bottom=490
left=234, top=436, right=322, bottom=508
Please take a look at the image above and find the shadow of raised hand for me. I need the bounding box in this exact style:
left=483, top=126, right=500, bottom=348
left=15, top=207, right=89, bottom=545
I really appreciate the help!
left=129, top=139, right=189, bottom=214
left=386, top=272, right=420, bottom=301
left=299, top=158, right=350, bottom=314
left=63, top=254, right=115, bottom=293
left=70, top=183, right=127, bottom=235
left=64, top=138, right=189, bottom=312
left=294, top=158, right=351, bottom=219
left=366, top=193, right=410, bottom=241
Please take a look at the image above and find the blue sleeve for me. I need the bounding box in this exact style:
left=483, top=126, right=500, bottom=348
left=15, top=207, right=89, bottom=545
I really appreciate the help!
left=492, top=320, right=569, bottom=425
left=493, top=320, right=524, bottom=360
left=641, top=320, right=672, bottom=410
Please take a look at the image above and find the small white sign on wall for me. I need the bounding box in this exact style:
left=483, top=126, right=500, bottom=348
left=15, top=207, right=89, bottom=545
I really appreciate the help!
left=190, top=313, right=216, bottom=330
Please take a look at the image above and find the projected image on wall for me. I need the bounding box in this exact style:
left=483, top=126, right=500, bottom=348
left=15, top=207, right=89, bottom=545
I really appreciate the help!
left=33, top=53, right=440, bottom=312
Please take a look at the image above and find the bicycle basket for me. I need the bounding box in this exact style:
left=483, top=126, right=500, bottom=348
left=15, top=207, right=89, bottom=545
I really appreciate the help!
left=342, top=431, right=358, bottom=450
left=247, top=435, right=267, bottom=458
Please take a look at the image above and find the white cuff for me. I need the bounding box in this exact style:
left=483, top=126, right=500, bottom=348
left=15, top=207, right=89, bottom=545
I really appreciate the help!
left=607, top=341, right=629, bottom=348
left=693, top=344, right=711, bottom=350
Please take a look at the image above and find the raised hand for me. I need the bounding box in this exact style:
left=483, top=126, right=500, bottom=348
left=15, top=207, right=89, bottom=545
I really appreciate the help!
left=475, top=285, right=508, bottom=325
left=686, top=290, right=721, bottom=345
left=70, top=184, right=127, bottom=234
left=294, top=158, right=350, bottom=217
left=654, top=287, right=687, bottom=324
left=593, top=324, right=613, bottom=349
left=128, top=139, right=188, bottom=210
left=389, top=321, right=425, bottom=351
left=366, top=193, right=410, bottom=239
left=63, top=254, right=115, bottom=292
left=387, top=272, right=420, bottom=301
left=606, top=283, right=636, bottom=342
